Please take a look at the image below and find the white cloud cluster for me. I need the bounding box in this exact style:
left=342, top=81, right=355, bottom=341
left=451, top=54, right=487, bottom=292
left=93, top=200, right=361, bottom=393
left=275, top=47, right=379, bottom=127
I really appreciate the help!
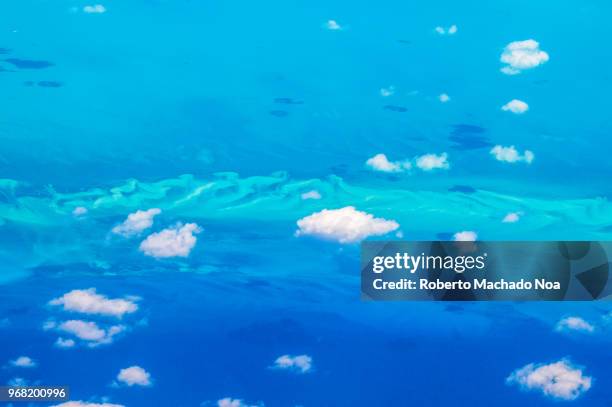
left=83, top=5, right=106, bottom=14
left=55, top=337, right=76, bottom=348
left=139, top=223, right=201, bottom=258
left=435, top=25, right=457, bottom=35
left=301, top=190, right=322, bottom=200
left=52, top=402, right=124, bottom=407
left=439, top=93, right=450, bottom=103
left=500, top=39, right=549, bottom=75
left=507, top=360, right=592, bottom=400
left=366, top=153, right=449, bottom=173
left=46, top=320, right=126, bottom=347
left=380, top=86, right=395, bottom=97
left=490, top=145, right=534, bottom=164
left=72, top=206, right=88, bottom=216
left=10, top=356, right=36, bottom=368
left=556, top=317, right=595, bottom=333
left=502, top=212, right=521, bottom=223
left=453, top=231, right=477, bottom=241
left=296, top=206, right=399, bottom=243
left=326, top=20, right=342, bottom=30
left=217, top=398, right=259, bottom=407
left=49, top=288, right=138, bottom=318
left=112, top=208, right=161, bottom=237
left=272, top=354, right=313, bottom=373
left=502, top=99, right=529, bottom=114
left=116, top=366, right=152, bottom=387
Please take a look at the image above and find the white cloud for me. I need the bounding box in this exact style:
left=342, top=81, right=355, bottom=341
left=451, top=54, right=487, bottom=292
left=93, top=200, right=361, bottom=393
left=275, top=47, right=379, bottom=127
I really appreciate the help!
left=500, top=39, right=549, bottom=75
left=112, top=208, right=161, bottom=237
left=453, top=231, right=477, bottom=241
left=301, top=190, right=322, bottom=200
left=415, top=153, right=449, bottom=171
left=83, top=5, right=106, bottom=14
left=139, top=223, right=201, bottom=258
left=490, top=145, right=534, bottom=164
left=380, top=86, right=395, bottom=97
left=439, top=93, right=450, bottom=103
left=435, top=25, right=458, bottom=35
left=49, top=288, right=138, bottom=318
left=7, top=377, right=28, bottom=386
left=507, top=360, right=592, bottom=400
left=116, top=366, right=152, bottom=387
left=52, top=403, right=124, bottom=407
left=296, top=207, right=399, bottom=243
left=217, top=398, right=259, bottom=407
left=55, top=337, right=76, bottom=349
left=56, top=320, right=125, bottom=347
left=272, top=354, right=313, bottom=373
left=10, top=356, right=36, bottom=368
left=326, top=20, right=342, bottom=30
left=365, top=153, right=405, bottom=173
left=556, top=317, right=595, bottom=333
left=73, top=206, right=88, bottom=216
left=502, top=212, right=521, bottom=223
left=502, top=99, right=529, bottom=114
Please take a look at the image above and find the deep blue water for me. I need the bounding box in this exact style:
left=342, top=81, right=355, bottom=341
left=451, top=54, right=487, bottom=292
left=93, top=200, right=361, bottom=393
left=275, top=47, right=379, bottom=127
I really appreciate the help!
left=1, top=0, right=612, bottom=406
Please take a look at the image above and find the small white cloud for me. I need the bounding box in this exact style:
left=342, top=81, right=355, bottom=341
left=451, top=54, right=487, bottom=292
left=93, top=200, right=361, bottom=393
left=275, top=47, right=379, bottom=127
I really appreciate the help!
left=116, top=366, right=152, bottom=387
left=490, top=145, right=534, bottom=164
left=365, top=153, right=405, bottom=173
left=502, top=212, right=521, bottom=223
left=296, top=206, right=399, bottom=243
left=83, top=4, right=106, bottom=14
left=502, top=99, right=529, bottom=114
left=49, top=288, right=138, bottom=318
left=72, top=207, right=88, bottom=216
left=112, top=208, right=161, bottom=237
left=139, top=223, right=202, bottom=258
left=56, top=320, right=125, bottom=347
left=217, top=398, right=259, bottom=407
left=439, top=93, right=450, bottom=103
left=556, top=317, right=595, bottom=333
left=10, top=356, right=36, bottom=368
left=272, top=354, right=313, bottom=373
left=52, top=402, right=124, bottom=407
left=301, top=190, right=322, bottom=200
left=55, top=337, right=76, bottom=349
left=507, top=359, right=592, bottom=400
left=453, top=231, right=477, bottom=241
left=448, top=24, right=458, bottom=34
left=435, top=25, right=458, bottom=35
left=380, top=86, right=395, bottom=97
left=501, top=39, right=549, bottom=75
left=7, top=377, right=28, bottom=387
left=415, top=153, right=449, bottom=171
left=326, top=20, right=342, bottom=30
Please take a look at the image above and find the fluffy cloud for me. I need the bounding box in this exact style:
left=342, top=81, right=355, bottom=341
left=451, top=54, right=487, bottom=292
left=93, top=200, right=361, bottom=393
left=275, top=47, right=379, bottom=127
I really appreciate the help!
left=272, top=354, right=313, bottom=373
left=56, top=320, right=126, bottom=347
left=507, top=360, right=592, bottom=400
left=116, top=366, right=152, bottom=387
left=453, top=231, right=477, bottom=241
left=139, top=223, right=201, bottom=258
left=555, top=317, right=595, bottom=333
left=500, top=39, right=549, bottom=75
left=502, top=212, right=521, bottom=223
left=296, top=206, right=399, bottom=243
left=83, top=5, right=106, bottom=14
left=112, top=208, right=161, bottom=237
left=435, top=25, right=457, bottom=35
left=439, top=93, right=450, bottom=103
left=49, top=288, right=138, bottom=318
left=326, top=20, right=342, bottom=30
left=217, top=398, right=259, bottom=407
left=502, top=99, right=529, bottom=114
left=10, top=356, right=36, bottom=368
left=301, top=190, right=322, bottom=200
left=415, top=153, right=449, bottom=171
left=52, top=403, right=124, bottom=407
left=72, top=206, right=88, bottom=216
left=490, top=145, right=534, bottom=164
left=366, top=153, right=406, bottom=173
left=380, top=86, right=395, bottom=97
left=55, top=337, right=76, bottom=349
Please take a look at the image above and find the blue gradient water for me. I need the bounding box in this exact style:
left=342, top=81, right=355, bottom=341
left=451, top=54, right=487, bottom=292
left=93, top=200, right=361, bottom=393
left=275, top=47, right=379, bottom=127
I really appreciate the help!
left=1, top=0, right=611, bottom=406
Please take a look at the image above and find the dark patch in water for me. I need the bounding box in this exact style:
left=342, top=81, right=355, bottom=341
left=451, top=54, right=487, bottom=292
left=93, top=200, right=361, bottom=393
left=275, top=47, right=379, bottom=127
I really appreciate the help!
left=444, top=304, right=465, bottom=313
left=23, top=81, right=35, bottom=87
left=599, top=225, right=612, bottom=233
left=384, top=105, right=408, bottom=113
left=228, top=318, right=314, bottom=346
left=397, top=40, right=412, bottom=45
left=448, top=185, right=476, bottom=194
left=0, top=48, right=10, bottom=54
left=449, top=124, right=492, bottom=150
left=436, top=232, right=453, bottom=240
left=269, top=110, right=289, bottom=117
left=38, top=81, right=63, bottom=88
left=274, top=97, right=303, bottom=105
left=4, top=58, right=54, bottom=69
